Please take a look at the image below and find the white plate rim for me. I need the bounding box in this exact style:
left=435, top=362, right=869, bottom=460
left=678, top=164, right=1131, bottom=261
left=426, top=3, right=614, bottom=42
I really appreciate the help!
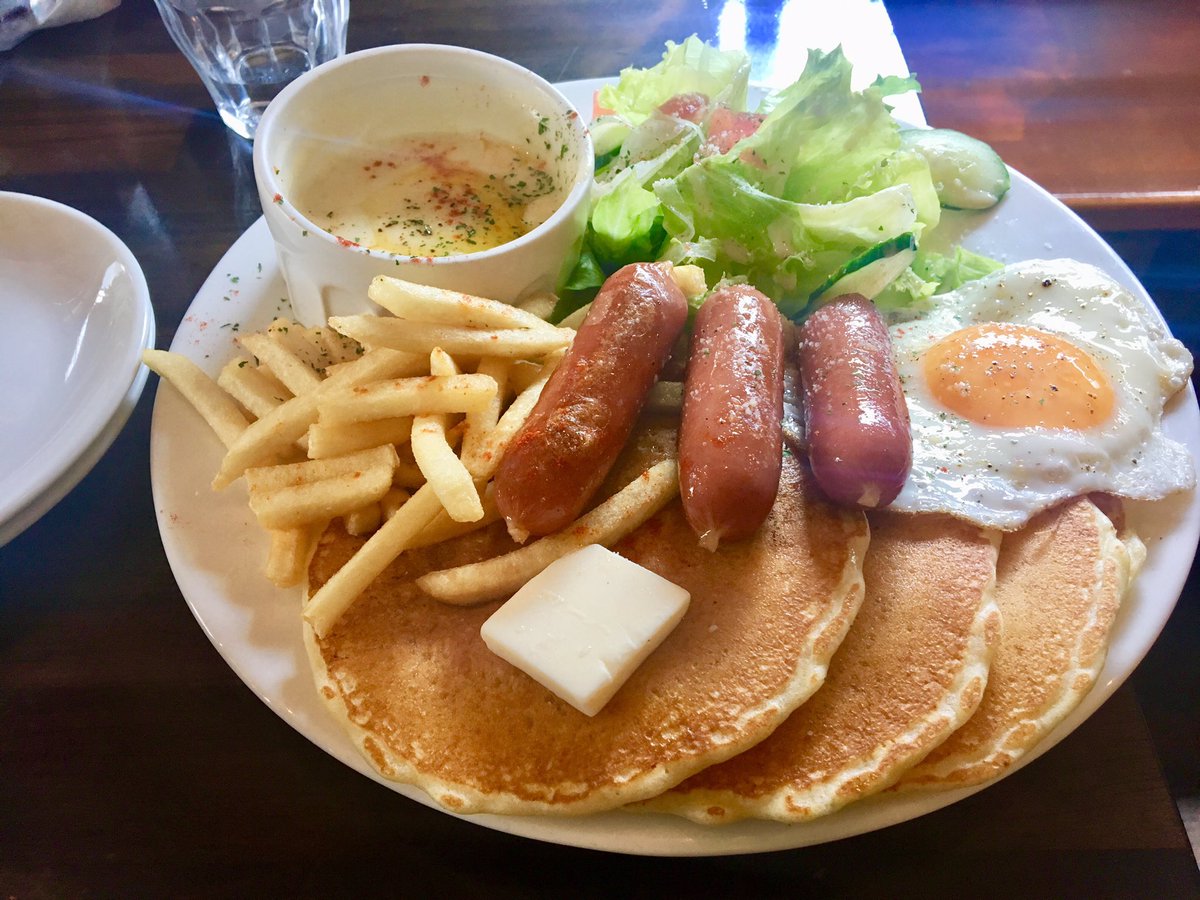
left=0, top=191, right=156, bottom=546
left=149, top=78, right=1200, bottom=856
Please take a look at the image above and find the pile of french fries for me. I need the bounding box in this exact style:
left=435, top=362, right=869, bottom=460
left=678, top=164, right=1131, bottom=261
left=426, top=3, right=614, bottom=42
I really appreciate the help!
left=145, top=272, right=697, bottom=639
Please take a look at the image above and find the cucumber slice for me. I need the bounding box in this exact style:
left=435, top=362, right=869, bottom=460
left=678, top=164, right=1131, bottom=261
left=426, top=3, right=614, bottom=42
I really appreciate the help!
left=900, top=128, right=1010, bottom=210
left=809, top=233, right=918, bottom=306
left=588, top=117, right=628, bottom=159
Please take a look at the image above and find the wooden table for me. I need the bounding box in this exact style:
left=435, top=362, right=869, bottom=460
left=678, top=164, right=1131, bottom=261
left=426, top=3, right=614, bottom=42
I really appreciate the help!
left=2, top=1, right=1198, bottom=894
left=890, top=0, right=1200, bottom=231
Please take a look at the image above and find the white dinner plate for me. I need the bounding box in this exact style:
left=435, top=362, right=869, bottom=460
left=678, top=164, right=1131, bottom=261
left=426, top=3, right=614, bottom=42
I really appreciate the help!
left=149, top=79, right=1200, bottom=856
left=0, top=192, right=155, bottom=547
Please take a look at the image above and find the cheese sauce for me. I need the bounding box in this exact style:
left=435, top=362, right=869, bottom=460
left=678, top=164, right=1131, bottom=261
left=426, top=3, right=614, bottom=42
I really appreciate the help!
left=293, top=132, right=565, bottom=256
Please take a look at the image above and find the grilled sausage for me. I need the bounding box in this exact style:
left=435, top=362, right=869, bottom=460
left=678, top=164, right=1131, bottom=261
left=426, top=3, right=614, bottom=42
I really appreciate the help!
left=797, top=294, right=911, bottom=507
left=495, top=263, right=688, bottom=538
left=679, top=284, right=785, bottom=549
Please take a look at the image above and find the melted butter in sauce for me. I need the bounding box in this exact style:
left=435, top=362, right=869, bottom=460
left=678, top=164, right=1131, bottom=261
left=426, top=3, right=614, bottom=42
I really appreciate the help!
left=294, top=132, right=564, bottom=256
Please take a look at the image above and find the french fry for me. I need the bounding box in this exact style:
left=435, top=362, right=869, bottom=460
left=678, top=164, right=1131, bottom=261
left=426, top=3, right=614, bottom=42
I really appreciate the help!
left=557, top=301, right=591, bottom=331
left=245, top=445, right=399, bottom=493
left=393, top=458, right=427, bottom=488
left=645, top=380, right=683, bottom=413
left=270, top=321, right=360, bottom=373
left=264, top=521, right=327, bottom=587
left=213, top=347, right=425, bottom=489
left=329, top=315, right=573, bottom=359
left=380, top=488, right=411, bottom=519
left=306, top=416, right=413, bottom=459
left=244, top=444, right=398, bottom=528
left=670, top=263, right=708, bottom=299
left=464, top=351, right=561, bottom=480
left=514, top=291, right=557, bottom=322
left=506, top=359, right=546, bottom=395
left=312, top=326, right=364, bottom=366
left=268, top=318, right=330, bottom=372
left=428, top=347, right=459, bottom=377
left=344, top=504, right=382, bottom=536
left=315, top=373, right=498, bottom=426
left=305, top=483, right=445, bottom=637
left=237, top=330, right=324, bottom=396
left=323, top=356, right=369, bottom=379
left=411, top=412, right=483, bottom=522
left=416, top=458, right=680, bottom=605
left=219, top=357, right=293, bottom=419
left=459, top=357, right=511, bottom=475
left=143, top=349, right=249, bottom=449
left=248, top=463, right=395, bottom=530
left=252, top=361, right=291, bottom=395
left=445, top=419, right=468, bottom=448
left=407, top=481, right=501, bottom=549
left=368, top=276, right=558, bottom=332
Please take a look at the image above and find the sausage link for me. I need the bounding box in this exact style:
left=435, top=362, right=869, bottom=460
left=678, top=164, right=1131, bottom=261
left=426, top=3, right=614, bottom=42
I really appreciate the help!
left=797, top=294, right=911, bottom=507
left=679, top=284, right=785, bottom=550
left=495, top=263, right=688, bottom=538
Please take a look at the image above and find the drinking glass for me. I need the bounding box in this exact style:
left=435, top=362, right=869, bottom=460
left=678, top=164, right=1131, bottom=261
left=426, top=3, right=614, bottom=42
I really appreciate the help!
left=153, top=0, right=348, bottom=139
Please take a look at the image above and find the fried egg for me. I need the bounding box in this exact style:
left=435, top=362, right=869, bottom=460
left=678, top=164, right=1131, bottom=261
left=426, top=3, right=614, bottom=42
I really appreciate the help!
left=888, top=259, right=1194, bottom=529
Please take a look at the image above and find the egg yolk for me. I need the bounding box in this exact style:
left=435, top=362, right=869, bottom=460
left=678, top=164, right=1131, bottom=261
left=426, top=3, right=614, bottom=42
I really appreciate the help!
left=921, top=323, right=1114, bottom=429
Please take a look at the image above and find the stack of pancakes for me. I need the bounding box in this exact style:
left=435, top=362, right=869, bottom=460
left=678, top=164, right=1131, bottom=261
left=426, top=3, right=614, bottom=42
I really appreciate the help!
left=305, top=417, right=1145, bottom=823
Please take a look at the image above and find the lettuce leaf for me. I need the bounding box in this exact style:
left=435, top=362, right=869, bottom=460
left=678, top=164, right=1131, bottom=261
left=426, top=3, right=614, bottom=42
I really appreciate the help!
left=657, top=167, right=919, bottom=316
left=725, top=48, right=918, bottom=205
left=872, top=266, right=938, bottom=311
left=871, top=247, right=1004, bottom=314
left=597, top=36, right=750, bottom=126
left=593, top=117, right=700, bottom=200
left=857, top=148, right=941, bottom=235
left=570, top=42, right=943, bottom=320
left=590, top=178, right=668, bottom=267
left=551, top=241, right=605, bottom=322
left=871, top=73, right=923, bottom=100
left=646, top=46, right=932, bottom=316
left=913, top=245, right=1005, bottom=293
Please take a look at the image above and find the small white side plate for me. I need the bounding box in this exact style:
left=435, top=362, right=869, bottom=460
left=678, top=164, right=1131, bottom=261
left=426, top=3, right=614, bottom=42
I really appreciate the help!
left=0, top=192, right=155, bottom=546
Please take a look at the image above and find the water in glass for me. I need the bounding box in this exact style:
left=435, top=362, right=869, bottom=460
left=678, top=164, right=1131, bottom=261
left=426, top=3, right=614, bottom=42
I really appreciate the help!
left=154, top=0, right=347, bottom=139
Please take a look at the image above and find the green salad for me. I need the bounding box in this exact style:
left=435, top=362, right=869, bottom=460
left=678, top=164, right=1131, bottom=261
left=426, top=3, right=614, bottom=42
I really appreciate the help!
left=553, top=37, right=1007, bottom=322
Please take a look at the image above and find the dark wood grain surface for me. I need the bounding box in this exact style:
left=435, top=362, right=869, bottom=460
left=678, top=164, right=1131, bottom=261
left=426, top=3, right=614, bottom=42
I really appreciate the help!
left=2, top=1, right=1198, bottom=894
left=890, top=0, right=1200, bottom=231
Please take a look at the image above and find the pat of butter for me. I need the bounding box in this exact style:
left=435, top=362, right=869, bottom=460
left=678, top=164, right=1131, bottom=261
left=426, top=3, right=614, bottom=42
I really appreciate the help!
left=480, top=544, right=691, bottom=716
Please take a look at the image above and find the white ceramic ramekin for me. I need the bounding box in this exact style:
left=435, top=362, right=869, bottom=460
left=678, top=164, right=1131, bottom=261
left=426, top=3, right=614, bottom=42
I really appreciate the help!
left=252, top=44, right=593, bottom=325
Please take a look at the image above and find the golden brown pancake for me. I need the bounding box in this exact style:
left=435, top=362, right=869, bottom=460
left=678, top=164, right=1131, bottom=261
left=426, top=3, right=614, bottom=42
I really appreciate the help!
left=305, top=418, right=869, bottom=816
left=641, top=511, right=1002, bottom=824
left=895, top=495, right=1144, bottom=791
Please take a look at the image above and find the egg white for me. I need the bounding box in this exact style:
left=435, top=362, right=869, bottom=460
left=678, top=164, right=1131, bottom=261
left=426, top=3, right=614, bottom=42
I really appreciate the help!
left=887, top=259, right=1194, bottom=529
